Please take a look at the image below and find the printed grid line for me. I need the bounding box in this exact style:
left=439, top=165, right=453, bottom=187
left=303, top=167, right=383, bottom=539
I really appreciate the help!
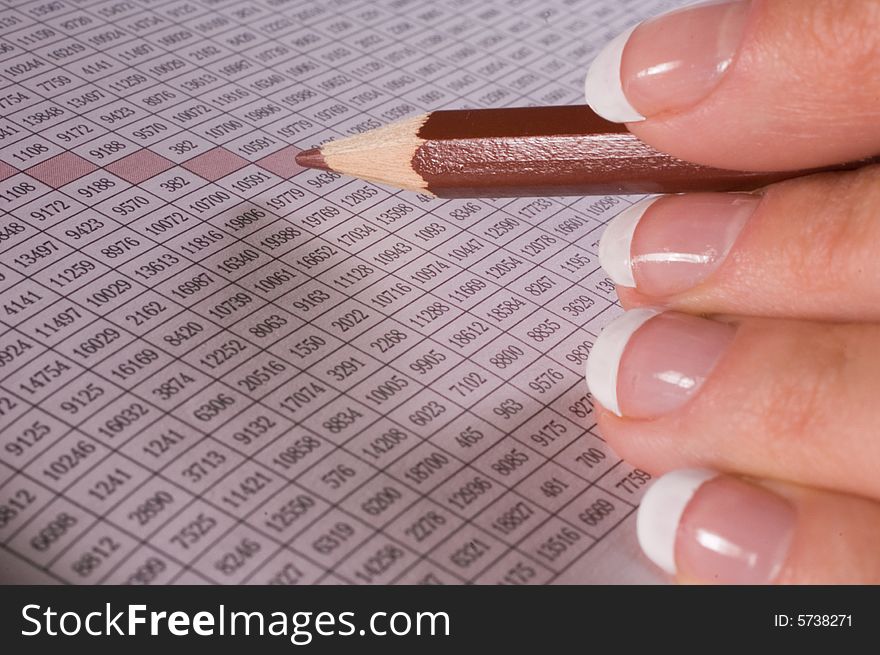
left=0, top=0, right=669, bottom=586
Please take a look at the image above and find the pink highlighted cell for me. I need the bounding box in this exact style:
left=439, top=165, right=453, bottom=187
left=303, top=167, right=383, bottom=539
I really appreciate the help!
left=0, top=161, right=17, bottom=182
left=257, top=145, right=306, bottom=178
left=27, top=153, right=96, bottom=188
left=182, top=147, right=248, bottom=181
left=106, top=149, right=174, bottom=184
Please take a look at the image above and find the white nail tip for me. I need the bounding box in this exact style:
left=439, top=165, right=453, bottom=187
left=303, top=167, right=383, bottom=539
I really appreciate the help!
left=584, top=24, right=646, bottom=123
left=637, top=469, right=718, bottom=575
left=599, top=197, right=658, bottom=288
left=584, top=308, right=659, bottom=416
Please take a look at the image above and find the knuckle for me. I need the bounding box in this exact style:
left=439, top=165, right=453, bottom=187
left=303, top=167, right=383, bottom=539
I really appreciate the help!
left=793, top=0, right=880, bottom=59
left=750, top=326, right=845, bottom=450
left=798, top=0, right=880, bottom=71
left=770, top=167, right=880, bottom=293
left=766, top=0, right=880, bottom=99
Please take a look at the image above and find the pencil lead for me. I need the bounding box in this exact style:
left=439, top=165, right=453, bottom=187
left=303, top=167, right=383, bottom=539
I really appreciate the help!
left=296, top=148, right=329, bottom=171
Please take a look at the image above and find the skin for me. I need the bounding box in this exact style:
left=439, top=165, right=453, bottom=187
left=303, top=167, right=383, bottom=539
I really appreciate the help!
left=600, top=0, right=880, bottom=582
left=627, top=0, right=880, bottom=171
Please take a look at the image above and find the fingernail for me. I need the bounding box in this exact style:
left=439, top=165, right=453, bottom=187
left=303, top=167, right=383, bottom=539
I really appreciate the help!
left=600, top=193, right=759, bottom=296
left=585, top=0, right=751, bottom=122
left=584, top=310, right=735, bottom=418
left=638, top=470, right=796, bottom=584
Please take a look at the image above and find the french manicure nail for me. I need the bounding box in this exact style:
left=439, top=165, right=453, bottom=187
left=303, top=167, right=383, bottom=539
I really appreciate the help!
left=638, top=469, right=796, bottom=583
left=585, top=0, right=751, bottom=122
left=584, top=310, right=735, bottom=418
left=583, top=24, right=645, bottom=123
left=600, top=193, right=759, bottom=296
left=598, top=197, right=656, bottom=288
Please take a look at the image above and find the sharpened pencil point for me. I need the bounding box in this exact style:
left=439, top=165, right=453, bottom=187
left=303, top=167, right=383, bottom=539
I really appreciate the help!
left=295, top=148, right=329, bottom=171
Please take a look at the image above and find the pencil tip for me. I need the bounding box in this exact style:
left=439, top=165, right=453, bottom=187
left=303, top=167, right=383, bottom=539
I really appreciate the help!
left=296, top=147, right=329, bottom=170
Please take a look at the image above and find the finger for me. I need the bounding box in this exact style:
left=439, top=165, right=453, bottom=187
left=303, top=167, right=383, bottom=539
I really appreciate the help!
left=637, top=469, right=880, bottom=584
left=584, top=311, right=880, bottom=499
left=598, top=166, right=880, bottom=321
left=584, top=0, right=880, bottom=170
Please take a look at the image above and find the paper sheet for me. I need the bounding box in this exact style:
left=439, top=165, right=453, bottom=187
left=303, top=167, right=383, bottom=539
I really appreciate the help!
left=0, top=0, right=679, bottom=585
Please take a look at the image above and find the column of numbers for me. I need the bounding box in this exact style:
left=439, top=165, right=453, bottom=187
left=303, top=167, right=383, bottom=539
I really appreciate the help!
left=0, top=0, right=669, bottom=585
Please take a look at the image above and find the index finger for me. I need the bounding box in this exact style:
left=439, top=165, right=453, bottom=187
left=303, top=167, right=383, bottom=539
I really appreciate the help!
left=585, top=0, right=880, bottom=171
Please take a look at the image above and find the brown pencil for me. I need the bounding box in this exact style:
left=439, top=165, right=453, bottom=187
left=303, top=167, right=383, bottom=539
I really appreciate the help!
left=295, top=105, right=879, bottom=198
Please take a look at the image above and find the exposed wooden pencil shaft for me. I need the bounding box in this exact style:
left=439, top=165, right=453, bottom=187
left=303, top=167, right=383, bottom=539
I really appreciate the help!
left=318, top=114, right=429, bottom=192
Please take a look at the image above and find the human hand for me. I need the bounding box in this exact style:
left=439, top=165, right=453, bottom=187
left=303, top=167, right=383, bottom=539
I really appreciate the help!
left=583, top=0, right=880, bottom=584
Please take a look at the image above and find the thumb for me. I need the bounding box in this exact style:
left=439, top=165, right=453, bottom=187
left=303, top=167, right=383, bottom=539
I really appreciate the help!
left=585, top=0, right=880, bottom=171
